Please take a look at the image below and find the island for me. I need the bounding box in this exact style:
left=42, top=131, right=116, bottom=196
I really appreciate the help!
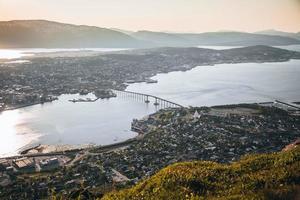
left=0, top=45, right=300, bottom=112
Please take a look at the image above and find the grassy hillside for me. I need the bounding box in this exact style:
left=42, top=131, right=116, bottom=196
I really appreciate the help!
left=102, top=146, right=300, bottom=200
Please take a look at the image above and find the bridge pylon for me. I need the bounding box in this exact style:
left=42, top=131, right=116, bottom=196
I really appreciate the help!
left=145, top=95, right=150, bottom=103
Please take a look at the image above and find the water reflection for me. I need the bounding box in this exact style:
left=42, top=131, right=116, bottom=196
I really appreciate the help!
left=0, top=110, right=40, bottom=157
left=0, top=48, right=130, bottom=60
left=0, top=49, right=32, bottom=59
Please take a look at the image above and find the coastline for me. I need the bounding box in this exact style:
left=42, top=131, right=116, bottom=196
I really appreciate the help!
left=1, top=99, right=299, bottom=160
left=1, top=58, right=300, bottom=159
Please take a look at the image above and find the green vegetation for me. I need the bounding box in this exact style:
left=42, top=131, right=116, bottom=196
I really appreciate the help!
left=102, top=146, right=300, bottom=200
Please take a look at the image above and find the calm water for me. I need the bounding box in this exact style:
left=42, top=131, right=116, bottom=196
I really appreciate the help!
left=0, top=94, right=157, bottom=157
left=127, top=60, right=300, bottom=106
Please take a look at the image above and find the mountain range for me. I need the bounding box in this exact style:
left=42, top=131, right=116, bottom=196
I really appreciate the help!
left=256, top=29, right=300, bottom=40
left=0, top=20, right=299, bottom=48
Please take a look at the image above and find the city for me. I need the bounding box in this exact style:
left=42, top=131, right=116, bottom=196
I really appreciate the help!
left=1, top=102, right=299, bottom=199
left=1, top=0, right=300, bottom=199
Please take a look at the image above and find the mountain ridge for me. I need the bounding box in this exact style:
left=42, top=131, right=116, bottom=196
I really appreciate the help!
left=256, top=29, right=300, bottom=40
left=0, top=20, right=300, bottom=48
left=131, top=30, right=300, bottom=46
left=0, top=20, right=150, bottom=48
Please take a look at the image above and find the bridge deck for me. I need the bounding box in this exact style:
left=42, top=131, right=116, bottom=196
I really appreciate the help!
left=113, top=90, right=184, bottom=108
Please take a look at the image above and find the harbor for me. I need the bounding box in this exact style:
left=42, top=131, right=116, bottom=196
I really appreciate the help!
left=1, top=59, right=300, bottom=157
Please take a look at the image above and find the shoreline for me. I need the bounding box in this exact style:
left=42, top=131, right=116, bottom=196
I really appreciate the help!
left=0, top=90, right=118, bottom=114
left=3, top=102, right=44, bottom=112
left=0, top=135, right=140, bottom=160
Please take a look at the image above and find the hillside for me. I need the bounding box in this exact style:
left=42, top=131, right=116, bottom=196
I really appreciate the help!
left=218, top=45, right=300, bottom=60
left=103, top=146, right=300, bottom=200
left=176, top=32, right=300, bottom=46
left=256, top=29, right=300, bottom=40
left=131, top=31, right=300, bottom=47
left=121, top=45, right=300, bottom=63
left=0, top=20, right=149, bottom=48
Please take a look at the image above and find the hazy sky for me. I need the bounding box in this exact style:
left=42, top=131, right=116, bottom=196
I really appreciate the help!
left=0, top=0, right=299, bottom=32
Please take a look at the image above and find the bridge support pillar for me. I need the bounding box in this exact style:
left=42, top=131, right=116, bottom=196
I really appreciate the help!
left=145, top=95, right=150, bottom=103
left=154, top=98, right=159, bottom=106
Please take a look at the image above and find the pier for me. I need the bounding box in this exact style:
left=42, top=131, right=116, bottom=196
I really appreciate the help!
left=113, top=90, right=184, bottom=108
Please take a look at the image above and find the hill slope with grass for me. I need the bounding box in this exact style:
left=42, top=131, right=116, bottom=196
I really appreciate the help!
left=102, top=146, right=300, bottom=200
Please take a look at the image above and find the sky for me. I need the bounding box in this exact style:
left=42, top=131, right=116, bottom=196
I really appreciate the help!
left=0, top=0, right=299, bottom=33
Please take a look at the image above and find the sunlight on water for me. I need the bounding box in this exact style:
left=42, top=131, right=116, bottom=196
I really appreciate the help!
left=5, top=60, right=30, bottom=64
left=0, top=48, right=130, bottom=60
left=0, top=49, right=27, bottom=59
left=0, top=110, right=40, bottom=157
left=0, top=94, right=157, bottom=156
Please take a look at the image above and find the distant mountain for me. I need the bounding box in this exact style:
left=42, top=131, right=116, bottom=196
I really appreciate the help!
left=256, top=29, right=300, bottom=40
left=132, top=31, right=193, bottom=46
left=256, top=29, right=294, bottom=37
left=114, top=45, right=300, bottom=65
left=110, top=28, right=134, bottom=35
left=130, top=31, right=300, bottom=46
left=178, top=32, right=300, bottom=46
left=0, top=20, right=150, bottom=48
left=0, top=20, right=299, bottom=48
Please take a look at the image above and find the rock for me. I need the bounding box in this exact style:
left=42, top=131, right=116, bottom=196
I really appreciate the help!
left=282, top=138, right=300, bottom=151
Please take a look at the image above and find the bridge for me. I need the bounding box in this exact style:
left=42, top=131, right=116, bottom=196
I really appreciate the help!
left=113, top=90, right=184, bottom=108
